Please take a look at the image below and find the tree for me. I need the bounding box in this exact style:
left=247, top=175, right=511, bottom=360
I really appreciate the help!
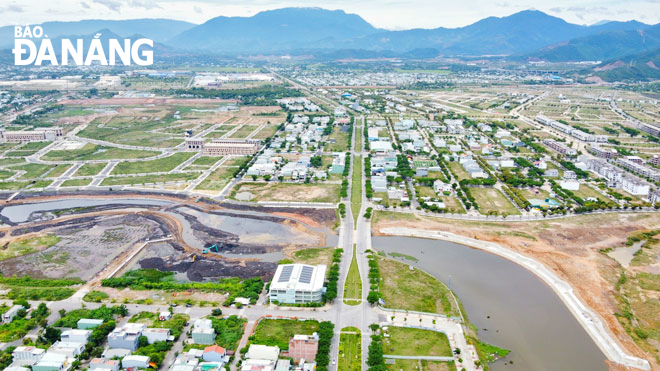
left=367, top=291, right=380, bottom=305
left=43, top=327, right=61, bottom=344
left=138, top=335, right=149, bottom=349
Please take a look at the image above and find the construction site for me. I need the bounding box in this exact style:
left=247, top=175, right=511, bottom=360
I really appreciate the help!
left=0, top=191, right=337, bottom=284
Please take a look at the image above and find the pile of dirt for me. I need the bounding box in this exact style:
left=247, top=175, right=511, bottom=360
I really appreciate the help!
left=139, top=254, right=276, bottom=281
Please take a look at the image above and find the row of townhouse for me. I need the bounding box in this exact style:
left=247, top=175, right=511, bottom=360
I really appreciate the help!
left=585, top=158, right=651, bottom=195
left=535, top=115, right=607, bottom=142
left=542, top=139, right=577, bottom=156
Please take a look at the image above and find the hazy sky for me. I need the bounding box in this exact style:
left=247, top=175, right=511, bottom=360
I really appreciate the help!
left=1, top=0, right=659, bottom=29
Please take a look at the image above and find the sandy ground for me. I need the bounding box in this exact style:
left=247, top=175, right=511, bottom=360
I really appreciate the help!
left=372, top=212, right=660, bottom=369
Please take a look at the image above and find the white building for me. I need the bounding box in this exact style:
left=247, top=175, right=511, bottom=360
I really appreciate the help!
left=246, top=344, right=280, bottom=361
left=60, top=329, right=91, bottom=344
left=143, top=328, right=171, bottom=344
left=192, top=319, right=215, bottom=345
left=268, top=264, right=326, bottom=304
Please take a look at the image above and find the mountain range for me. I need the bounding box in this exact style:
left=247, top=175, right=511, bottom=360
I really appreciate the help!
left=1, top=8, right=659, bottom=72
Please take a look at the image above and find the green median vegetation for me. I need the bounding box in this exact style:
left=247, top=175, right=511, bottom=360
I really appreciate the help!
left=338, top=327, right=361, bottom=371
left=343, top=244, right=362, bottom=305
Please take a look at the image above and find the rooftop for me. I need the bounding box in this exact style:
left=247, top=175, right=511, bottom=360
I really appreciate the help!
left=269, top=264, right=326, bottom=292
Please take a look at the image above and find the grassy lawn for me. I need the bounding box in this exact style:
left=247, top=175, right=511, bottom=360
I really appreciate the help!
left=382, top=327, right=452, bottom=357
left=351, top=155, right=362, bottom=226
left=0, top=181, right=29, bottom=190
left=78, top=117, right=183, bottom=148
left=327, top=125, right=350, bottom=152
left=573, top=184, right=607, bottom=202
left=14, top=163, right=54, bottom=179
left=390, top=359, right=456, bottom=371
left=231, top=182, right=341, bottom=203
left=252, top=124, right=280, bottom=140
left=338, top=327, right=361, bottom=371
left=48, top=164, right=73, bottom=178
left=0, top=170, right=14, bottom=180
left=228, top=124, right=259, bottom=139
left=440, top=196, right=466, bottom=214
left=250, top=319, right=319, bottom=350
left=195, top=166, right=235, bottom=192
left=43, top=144, right=159, bottom=161
left=74, top=163, right=106, bottom=177
left=31, top=180, right=52, bottom=189
left=191, top=156, right=223, bottom=168
left=112, top=152, right=195, bottom=175
left=343, top=244, right=362, bottom=305
left=447, top=162, right=470, bottom=181
left=101, top=172, right=200, bottom=186
left=1, top=234, right=60, bottom=261
left=470, top=187, right=521, bottom=216
left=377, top=256, right=460, bottom=317
left=289, top=248, right=334, bottom=268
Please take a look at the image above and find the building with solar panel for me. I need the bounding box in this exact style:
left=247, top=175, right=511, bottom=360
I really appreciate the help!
left=268, top=264, right=327, bottom=304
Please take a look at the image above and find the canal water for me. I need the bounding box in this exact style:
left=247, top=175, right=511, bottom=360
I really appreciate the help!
left=1, top=198, right=170, bottom=223
left=373, top=236, right=607, bottom=371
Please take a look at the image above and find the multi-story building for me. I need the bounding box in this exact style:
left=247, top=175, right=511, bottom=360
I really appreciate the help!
left=616, top=158, right=660, bottom=182
left=192, top=319, right=215, bottom=345
left=203, top=139, right=260, bottom=156
left=0, top=127, right=63, bottom=143
left=589, top=145, right=618, bottom=159
left=542, top=139, right=577, bottom=156
left=268, top=264, right=326, bottom=304
left=108, top=323, right=145, bottom=351
left=288, top=333, right=319, bottom=362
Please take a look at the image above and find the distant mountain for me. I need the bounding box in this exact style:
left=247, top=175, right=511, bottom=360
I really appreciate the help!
left=0, top=9, right=655, bottom=59
left=169, top=7, right=379, bottom=53
left=0, top=19, right=195, bottom=49
left=521, top=24, right=660, bottom=62
left=589, top=47, right=660, bottom=81
left=168, top=8, right=653, bottom=56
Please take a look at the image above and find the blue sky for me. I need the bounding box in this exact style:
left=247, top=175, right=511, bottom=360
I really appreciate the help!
left=1, top=0, right=659, bottom=29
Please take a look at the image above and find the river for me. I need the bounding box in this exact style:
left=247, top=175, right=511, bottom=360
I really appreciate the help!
left=373, top=236, right=607, bottom=371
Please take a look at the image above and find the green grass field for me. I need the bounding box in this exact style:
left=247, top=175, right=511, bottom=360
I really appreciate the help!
left=48, top=164, right=72, bottom=178
left=13, top=164, right=54, bottom=179
left=74, top=163, right=106, bottom=177
left=327, top=126, right=350, bottom=152
left=101, top=172, right=199, bottom=186
left=343, top=244, right=362, bottom=305
left=228, top=125, right=259, bottom=139
left=61, top=178, right=92, bottom=187
left=338, top=327, right=361, bottom=371
left=470, top=187, right=521, bottom=216
left=377, top=256, right=460, bottom=317
left=382, top=327, right=452, bottom=357
left=250, top=319, right=320, bottom=350
left=195, top=166, right=235, bottom=192
left=43, top=144, right=159, bottom=161
left=112, top=152, right=194, bottom=175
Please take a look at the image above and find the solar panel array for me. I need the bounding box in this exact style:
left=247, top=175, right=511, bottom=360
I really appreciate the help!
left=278, top=265, right=294, bottom=283
left=299, top=266, right=314, bottom=284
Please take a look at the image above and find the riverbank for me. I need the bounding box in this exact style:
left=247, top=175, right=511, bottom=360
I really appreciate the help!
left=378, top=227, right=650, bottom=371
